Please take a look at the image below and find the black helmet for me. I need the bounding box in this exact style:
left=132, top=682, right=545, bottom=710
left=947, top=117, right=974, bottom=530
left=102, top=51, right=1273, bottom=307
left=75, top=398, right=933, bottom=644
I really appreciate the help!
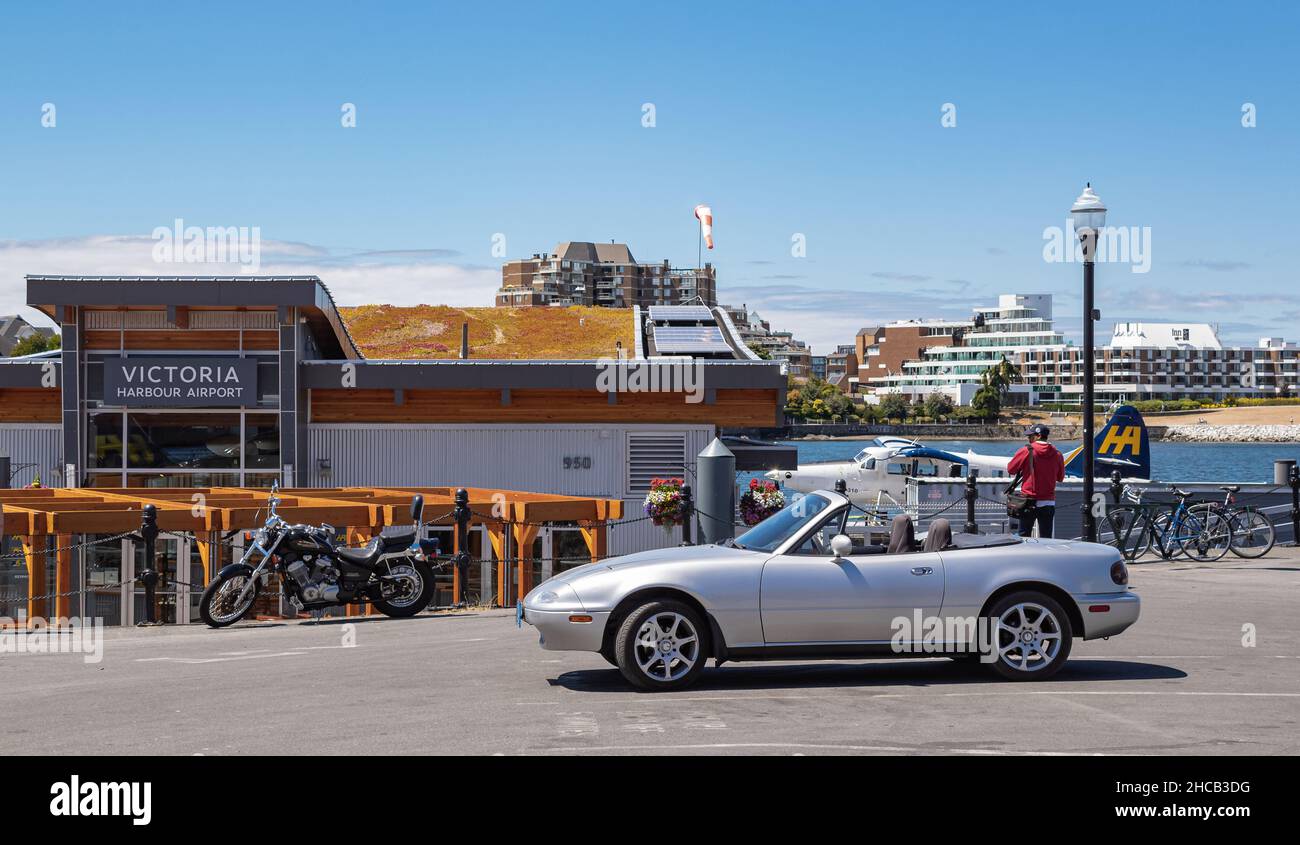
left=1024, top=423, right=1049, bottom=439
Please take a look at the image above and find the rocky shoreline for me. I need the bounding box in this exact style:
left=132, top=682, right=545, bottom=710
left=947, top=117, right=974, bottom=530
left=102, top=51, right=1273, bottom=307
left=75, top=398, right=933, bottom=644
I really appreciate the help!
left=1160, top=424, right=1300, bottom=443
left=728, top=422, right=1300, bottom=443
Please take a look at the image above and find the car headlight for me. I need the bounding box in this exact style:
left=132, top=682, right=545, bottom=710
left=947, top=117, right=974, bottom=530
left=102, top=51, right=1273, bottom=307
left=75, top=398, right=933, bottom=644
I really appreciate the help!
left=527, top=582, right=584, bottom=610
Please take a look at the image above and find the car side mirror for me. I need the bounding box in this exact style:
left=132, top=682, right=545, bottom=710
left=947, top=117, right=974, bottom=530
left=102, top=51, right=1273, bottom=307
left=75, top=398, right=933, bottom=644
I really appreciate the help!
left=410, top=494, right=424, bottom=524
left=830, top=534, right=853, bottom=561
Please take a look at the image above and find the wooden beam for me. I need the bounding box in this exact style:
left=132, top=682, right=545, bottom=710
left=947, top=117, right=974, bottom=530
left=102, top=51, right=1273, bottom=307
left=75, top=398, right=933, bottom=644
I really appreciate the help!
left=579, top=521, right=608, bottom=564
left=511, top=523, right=540, bottom=605
left=21, top=535, right=48, bottom=622
left=195, top=533, right=217, bottom=587
left=486, top=526, right=507, bottom=608
left=55, top=535, right=73, bottom=619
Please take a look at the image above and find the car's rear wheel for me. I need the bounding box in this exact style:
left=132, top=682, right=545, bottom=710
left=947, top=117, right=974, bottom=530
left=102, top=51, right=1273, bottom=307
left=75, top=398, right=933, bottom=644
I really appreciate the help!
left=985, top=591, right=1072, bottom=681
left=614, top=600, right=708, bottom=691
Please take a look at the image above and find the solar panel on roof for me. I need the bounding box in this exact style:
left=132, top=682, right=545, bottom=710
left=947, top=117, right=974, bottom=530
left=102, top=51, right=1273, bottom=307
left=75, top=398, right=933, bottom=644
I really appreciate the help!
left=647, top=305, right=715, bottom=323
left=652, top=325, right=733, bottom=354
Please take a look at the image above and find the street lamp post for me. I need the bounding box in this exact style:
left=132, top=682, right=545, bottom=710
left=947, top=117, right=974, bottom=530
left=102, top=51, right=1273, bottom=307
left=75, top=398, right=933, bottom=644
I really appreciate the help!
left=1071, top=183, right=1107, bottom=542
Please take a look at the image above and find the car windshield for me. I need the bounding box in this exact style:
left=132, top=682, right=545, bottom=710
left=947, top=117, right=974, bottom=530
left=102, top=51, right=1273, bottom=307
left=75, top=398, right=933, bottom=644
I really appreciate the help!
left=733, top=494, right=834, bottom=553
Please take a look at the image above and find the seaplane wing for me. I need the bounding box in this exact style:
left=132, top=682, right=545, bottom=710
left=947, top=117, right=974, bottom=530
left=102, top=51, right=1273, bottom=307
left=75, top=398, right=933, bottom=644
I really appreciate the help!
left=770, top=404, right=1152, bottom=507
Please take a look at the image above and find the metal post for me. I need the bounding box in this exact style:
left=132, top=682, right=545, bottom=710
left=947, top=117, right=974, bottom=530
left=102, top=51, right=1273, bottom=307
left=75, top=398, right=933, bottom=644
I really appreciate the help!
left=138, top=504, right=159, bottom=625
left=452, top=488, right=471, bottom=605
left=1081, top=249, right=1098, bottom=542
left=696, top=438, right=736, bottom=545
left=1109, top=470, right=1123, bottom=505
left=679, top=484, right=694, bottom=546
left=834, top=478, right=847, bottom=495
left=0, top=456, right=10, bottom=489
left=1290, top=465, right=1300, bottom=548
left=964, top=468, right=979, bottom=535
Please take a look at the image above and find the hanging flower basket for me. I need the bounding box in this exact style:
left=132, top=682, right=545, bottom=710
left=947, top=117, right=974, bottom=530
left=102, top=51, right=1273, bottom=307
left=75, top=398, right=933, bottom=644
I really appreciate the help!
left=740, top=478, right=785, bottom=526
left=643, top=477, right=686, bottom=529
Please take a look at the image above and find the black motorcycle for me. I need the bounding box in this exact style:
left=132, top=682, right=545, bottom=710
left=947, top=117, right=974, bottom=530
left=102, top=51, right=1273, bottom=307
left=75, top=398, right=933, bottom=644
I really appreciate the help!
left=199, top=484, right=440, bottom=627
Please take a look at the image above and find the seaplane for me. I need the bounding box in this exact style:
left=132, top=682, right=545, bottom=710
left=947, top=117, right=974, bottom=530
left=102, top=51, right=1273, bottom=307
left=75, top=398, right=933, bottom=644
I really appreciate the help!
left=768, top=404, right=1151, bottom=509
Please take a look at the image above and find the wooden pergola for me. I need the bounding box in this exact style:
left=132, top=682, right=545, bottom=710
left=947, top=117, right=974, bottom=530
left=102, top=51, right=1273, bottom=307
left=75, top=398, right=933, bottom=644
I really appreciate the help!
left=0, top=486, right=622, bottom=621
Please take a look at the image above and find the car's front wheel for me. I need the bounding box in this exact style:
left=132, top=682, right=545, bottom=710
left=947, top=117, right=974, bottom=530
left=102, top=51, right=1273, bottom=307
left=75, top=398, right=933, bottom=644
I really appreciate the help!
left=985, top=591, right=1072, bottom=681
left=614, top=600, right=708, bottom=691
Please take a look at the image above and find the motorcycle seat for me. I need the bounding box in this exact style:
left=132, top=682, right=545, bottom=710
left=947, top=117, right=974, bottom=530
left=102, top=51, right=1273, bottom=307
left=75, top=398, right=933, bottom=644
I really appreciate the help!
left=335, top=540, right=383, bottom=567
left=335, top=529, right=418, bottom=567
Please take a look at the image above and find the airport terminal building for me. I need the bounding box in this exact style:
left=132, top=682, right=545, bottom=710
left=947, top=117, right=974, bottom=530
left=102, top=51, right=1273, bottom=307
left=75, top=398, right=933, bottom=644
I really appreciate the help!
left=0, top=275, right=785, bottom=621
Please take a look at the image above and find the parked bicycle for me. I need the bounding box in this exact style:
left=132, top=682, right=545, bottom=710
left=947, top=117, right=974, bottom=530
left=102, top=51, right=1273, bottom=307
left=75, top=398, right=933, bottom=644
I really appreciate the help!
left=1105, top=486, right=1233, bottom=563
left=1188, top=485, right=1276, bottom=559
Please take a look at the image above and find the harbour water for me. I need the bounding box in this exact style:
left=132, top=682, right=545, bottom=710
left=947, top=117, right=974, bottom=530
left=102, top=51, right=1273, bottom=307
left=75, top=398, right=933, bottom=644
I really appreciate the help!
left=786, top=439, right=1300, bottom=483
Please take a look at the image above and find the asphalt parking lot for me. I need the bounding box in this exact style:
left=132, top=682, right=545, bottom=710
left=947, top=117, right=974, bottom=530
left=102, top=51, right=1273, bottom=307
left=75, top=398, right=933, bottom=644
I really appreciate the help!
left=2, top=549, right=1298, bottom=756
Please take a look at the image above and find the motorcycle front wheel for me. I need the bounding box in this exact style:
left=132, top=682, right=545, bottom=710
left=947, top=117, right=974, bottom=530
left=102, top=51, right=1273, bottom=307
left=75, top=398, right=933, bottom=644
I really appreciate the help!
left=199, top=572, right=261, bottom=628
left=372, top=558, right=437, bottom=618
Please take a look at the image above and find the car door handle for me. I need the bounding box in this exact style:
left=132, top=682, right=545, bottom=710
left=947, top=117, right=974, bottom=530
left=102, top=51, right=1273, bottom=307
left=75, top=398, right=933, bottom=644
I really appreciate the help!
left=910, top=567, right=933, bottom=576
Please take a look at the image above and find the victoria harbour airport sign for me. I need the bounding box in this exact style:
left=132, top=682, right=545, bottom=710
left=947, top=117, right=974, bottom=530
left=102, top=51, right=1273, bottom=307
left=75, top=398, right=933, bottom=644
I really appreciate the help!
left=102, top=357, right=259, bottom=407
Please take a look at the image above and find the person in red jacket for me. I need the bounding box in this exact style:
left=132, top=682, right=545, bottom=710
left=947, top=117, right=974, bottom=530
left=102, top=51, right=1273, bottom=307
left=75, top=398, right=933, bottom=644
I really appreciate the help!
left=1007, top=423, right=1066, bottom=538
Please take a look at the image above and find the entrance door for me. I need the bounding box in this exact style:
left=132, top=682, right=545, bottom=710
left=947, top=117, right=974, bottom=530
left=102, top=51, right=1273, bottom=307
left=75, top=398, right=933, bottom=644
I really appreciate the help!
left=123, top=533, right=190, bottom=625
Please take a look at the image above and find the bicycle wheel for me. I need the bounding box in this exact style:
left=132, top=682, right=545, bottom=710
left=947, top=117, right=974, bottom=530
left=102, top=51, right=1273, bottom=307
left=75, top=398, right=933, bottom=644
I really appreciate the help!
left=1228, top=507, right=1275, bottom=558
left=1105, top=507, right=1152, bottom=561
left=1181, top=504, right=1232, bottom=562
left=1150, top=510, right=1181, bottom=560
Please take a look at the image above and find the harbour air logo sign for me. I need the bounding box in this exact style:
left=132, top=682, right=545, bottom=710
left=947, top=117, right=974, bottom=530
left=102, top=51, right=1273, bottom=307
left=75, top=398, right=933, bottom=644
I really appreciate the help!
left=103, top=357, right=258, bottom=407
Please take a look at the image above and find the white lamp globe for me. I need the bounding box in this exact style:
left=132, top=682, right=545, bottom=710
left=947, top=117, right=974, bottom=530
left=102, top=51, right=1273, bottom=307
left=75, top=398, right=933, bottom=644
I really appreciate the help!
left=1071, top=183, right=1107, bottom=234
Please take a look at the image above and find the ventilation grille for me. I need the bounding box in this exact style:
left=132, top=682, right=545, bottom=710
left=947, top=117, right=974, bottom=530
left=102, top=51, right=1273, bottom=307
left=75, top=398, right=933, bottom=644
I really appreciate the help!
left=84, top=311, right=169, bottom=329
left=83, top=311, right=277, bottom=329
left=191, top=311, right=277, bottom=329
left=626, top=433, right=687, bottom=495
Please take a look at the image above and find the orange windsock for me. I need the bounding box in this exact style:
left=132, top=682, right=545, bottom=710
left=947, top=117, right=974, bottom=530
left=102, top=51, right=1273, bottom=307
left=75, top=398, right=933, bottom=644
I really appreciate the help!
left=694, top=204, right=714, bottom=249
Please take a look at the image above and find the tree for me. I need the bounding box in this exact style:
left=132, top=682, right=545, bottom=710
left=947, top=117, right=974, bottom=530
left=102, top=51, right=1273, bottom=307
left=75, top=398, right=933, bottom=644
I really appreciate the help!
left=968, top=356, right=1020, bottom=421
left=923, top=391, right=955, bottom=420
left=747, top=342, right=772, bottom=360
left=878, top=392, right=910, bottom=421
left=9, top=332, right=60, bottom=357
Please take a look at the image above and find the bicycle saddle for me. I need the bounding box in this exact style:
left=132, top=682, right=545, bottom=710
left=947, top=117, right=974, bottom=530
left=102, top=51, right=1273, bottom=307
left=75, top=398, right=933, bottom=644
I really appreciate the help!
left=1220, top=485, right=1240, bottom=493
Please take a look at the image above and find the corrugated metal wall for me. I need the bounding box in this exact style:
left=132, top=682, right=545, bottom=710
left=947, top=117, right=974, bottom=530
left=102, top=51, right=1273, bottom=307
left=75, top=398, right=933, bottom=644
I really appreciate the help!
left=0, top=424, right=62, bottom=487
left=307, top=423, right=715, bottom=555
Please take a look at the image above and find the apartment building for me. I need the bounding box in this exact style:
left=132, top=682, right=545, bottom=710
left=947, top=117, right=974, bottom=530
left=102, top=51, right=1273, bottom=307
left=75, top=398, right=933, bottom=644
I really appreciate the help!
left=867, top=293, right=1299, bottom=404
left=855, top=319, right=964, bottom=395
left=495, top=241, right=716, bottom=309
left=825, top=344, right=859, bottom=391
left=722, top=304, right=813, bottom=379
left=1023, top=326, right=1299, bottom=404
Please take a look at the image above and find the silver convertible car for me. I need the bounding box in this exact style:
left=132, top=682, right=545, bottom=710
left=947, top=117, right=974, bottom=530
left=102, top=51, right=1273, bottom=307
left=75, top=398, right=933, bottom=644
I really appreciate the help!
left=523, top=490, right=1140, bottom=691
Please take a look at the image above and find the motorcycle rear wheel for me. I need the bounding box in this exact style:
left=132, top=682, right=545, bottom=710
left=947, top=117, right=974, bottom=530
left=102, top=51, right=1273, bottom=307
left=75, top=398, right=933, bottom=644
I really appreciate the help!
left=372, top=558, right=437, bottom=618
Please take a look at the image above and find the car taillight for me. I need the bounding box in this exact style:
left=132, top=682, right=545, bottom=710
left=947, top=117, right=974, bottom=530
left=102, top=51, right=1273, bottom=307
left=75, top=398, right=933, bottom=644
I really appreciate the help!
left=1110, top=561, right=1129, bottom=586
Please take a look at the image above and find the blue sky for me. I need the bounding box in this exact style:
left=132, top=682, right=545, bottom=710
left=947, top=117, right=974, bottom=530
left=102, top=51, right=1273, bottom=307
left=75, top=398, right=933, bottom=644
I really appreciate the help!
left=1, top=1, right=1296, bottom=353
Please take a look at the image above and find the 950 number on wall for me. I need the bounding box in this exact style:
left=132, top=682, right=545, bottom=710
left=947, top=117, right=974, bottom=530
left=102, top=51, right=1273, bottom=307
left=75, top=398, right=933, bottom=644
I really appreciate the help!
left=563, top=456, right=593, bottom=470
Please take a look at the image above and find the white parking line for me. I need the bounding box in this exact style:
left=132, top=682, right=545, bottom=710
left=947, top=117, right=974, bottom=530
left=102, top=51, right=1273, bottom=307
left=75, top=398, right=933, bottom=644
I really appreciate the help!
left=539, top=742, right=1108, bottom=756
left=518, top=689, right=1300, bottom=707
left=136, top=652, right=308, bottom=664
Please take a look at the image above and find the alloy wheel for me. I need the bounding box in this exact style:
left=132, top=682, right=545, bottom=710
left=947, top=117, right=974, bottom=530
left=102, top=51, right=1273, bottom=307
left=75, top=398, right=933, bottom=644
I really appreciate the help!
left=996, top=602, right=1062, bottom=672
left=633, top=611, right=699, bottom=682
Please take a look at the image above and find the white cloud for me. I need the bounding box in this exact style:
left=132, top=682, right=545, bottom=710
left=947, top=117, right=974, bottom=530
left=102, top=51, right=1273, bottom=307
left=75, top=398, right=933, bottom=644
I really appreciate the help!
left=0, top=234, right=499, bottom=327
